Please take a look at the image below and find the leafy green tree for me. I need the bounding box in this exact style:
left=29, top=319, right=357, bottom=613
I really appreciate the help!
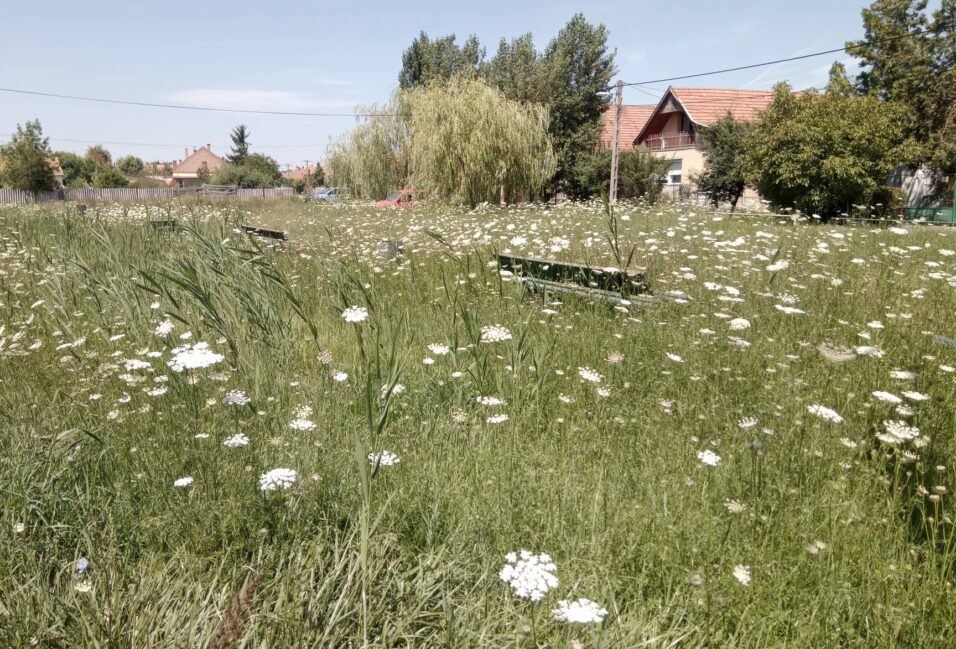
left=211, top=164, right=275, bottom=188
left=847, top=0, right=956, bottom=172
left=405, top=77, right=556, bottom=206
left=538, top=14, right=616, bottom=197
left=161, top=163, right=173, bottom=177
left=115, top=155, right=144, bottom=175
left=196, top=162, right=212, bottom=185
left=85, top=144, right=112, bottom=168
left=53, top=151, right=96, bottom=187
left=694, top=113, right=755, bottom=211
left=242, top=153, right=281, bottom=183
left=308, top=163, right=325, bottom=188
left=483, top=34, right=545, bottom=103
left=326, top=95, right=411, bottom=199
left=91, top=166, right=130, bottom=188
left=0, top=120, right=56, bottom=191
left=228, top=125, right=251, bottom=165
left=570, top=149, right=669, bottom=201
left=399, top=32, right=484, bottom=89
left=825, top=62, right=855, bottom=98
left=745, top=83, right=913, bottom=219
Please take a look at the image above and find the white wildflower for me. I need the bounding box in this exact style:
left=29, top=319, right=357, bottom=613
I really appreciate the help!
left=259, top=468, right=297, bottom=491
left=499, top=550, right=558, bottom=601
left=341, top=306, right=369, bottom=323
left=552, top=598, right=608, bottom=624
left=807, top=404, right=843, bottom=423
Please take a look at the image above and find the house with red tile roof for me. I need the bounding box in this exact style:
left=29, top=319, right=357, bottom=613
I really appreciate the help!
left=633, top=87, right=775, bottom=190
left=597, top=105, right=655, bottom=153
left=171, top=145, right=226, bottom=187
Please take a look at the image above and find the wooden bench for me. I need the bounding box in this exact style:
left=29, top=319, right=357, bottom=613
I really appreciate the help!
left=242, top=225, right=288, bottom=241
left=149, top=219, right=178, bottom=230
left=497, top=254, right=659, bottom=305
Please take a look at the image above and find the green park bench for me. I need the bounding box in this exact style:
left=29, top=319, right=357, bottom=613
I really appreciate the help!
left=496, top=253, right=663, bottom=306
left=242, top=225, right=288, bottom=241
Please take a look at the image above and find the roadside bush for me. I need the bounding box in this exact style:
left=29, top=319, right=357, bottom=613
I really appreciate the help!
left=91, top=167, right=130, bottom=188
left=570, top=149, right=668, bottom=201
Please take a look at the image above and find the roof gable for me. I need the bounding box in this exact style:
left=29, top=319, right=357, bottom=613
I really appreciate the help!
left=634, top=86, right=776, bottom=144
left=172, top=146, right=226, bottom=176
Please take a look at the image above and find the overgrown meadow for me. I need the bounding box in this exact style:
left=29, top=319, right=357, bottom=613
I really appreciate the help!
left=1, top=199, right=955, bottom=648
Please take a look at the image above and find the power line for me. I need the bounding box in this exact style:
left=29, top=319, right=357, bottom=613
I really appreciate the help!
left=621, top=21, right=952, bottom=88
left=0, top=87, right=397, bottom=117
left=0, top=133, right=327, bottom=149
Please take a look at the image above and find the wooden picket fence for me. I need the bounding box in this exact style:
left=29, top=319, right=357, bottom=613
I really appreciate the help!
left=0, top=186, right=294, bottom=204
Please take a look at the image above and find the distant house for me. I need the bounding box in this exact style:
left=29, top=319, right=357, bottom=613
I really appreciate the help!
left=597, top=105, right=655, bottom=153
left=281, top=164, right=318, bottom=182
left=47, top=158, right=65, bottom=188
left=170, top=145, right=226, bottom=187
left=633, top=87, right=775, bottom=189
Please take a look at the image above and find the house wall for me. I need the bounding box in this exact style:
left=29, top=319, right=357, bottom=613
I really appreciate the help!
left=648, top=148, right=707, bottom=186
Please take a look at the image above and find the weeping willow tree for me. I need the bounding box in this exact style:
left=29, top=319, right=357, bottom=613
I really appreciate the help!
left=326, top=95, right=411, bottom=199
left=405, top=77, right=556, bottom=205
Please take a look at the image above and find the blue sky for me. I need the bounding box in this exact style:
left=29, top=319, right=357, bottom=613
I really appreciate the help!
left=0, top=0, right=885, bottom=168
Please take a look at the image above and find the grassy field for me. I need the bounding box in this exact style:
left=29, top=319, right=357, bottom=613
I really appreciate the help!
left=1, top=199, right=955, bottom=648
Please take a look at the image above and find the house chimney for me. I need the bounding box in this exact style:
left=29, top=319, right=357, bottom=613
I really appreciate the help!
left=206, top=143, right=211, bottom=151
left=184, top=147, right=189, bottom=159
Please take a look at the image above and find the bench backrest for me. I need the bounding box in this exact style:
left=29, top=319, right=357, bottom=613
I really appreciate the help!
left=497, top=254, right=648, bottom=294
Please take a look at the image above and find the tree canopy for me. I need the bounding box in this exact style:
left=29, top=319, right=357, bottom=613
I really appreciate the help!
left=694, top=114, right=755, bottom=211
left=116, top=155, right=144, bottom=175
left=228, top=125, right=251, bottom=165
left=745, top=83, right=913, bottom=218
left=394, top=14, right=616, bottom=198
left=85, top=144, right=112, bottom=168
left=0, top=120, right=56, bottom=192
left=847, top=0, right=956, bottom=172
left=405, top=77, right=556, bottom=206
left=399, top=32, right=484, bottom=89
left=53, top=151, right=96, bottom=188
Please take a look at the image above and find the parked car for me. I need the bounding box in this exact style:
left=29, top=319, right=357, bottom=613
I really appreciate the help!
left=375, top=189, right=426, bottom=208
left=306, top=187, right=343, bottom=202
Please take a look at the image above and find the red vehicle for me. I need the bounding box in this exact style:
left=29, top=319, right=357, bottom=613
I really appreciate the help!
left=375, top=189, right=426, bottom=208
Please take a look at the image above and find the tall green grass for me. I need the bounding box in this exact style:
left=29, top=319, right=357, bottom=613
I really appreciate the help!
left=0, top=199, right=954, bottom=647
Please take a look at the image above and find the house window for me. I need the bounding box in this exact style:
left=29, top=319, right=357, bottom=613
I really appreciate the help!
left=666, top=160, right=682, bottom=185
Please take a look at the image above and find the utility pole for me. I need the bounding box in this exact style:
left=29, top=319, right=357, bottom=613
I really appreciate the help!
left=609, top=79, right=623, bottom=204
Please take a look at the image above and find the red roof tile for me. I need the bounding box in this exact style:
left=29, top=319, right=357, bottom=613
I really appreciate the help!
left=597, top=105, right=655, bottom=152
left=670, top=87, right=775, bottom=126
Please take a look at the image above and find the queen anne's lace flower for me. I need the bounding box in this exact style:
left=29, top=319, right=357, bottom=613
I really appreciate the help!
left=341, top=306, right=369, bottom=323
left=480, top=325, right=512, bottom=343
left=499, top=550, right=558, bottom=601
left=871, top=391, right=902, bottom=404
left=807, top=404, right=843, bottom=423
left=167, top=342, right=224, bottom=372
left=173, top=476, right=193, bottom=488
left=577, top=367, right=603, bottom=384
left=368, top=450, right=400, bottom=467
left=223, top=389, right=250, bottom=406
left=259, top=468, right=297, bottom=491
left=733, top=564, right=751, bottom=586
left=552, top=598, right=608, bottom=624
left=697, top=449, right=721, bottom=466
left=223, top=433, right=249, bottom=448
left=877, top=420, right=920, bottom=445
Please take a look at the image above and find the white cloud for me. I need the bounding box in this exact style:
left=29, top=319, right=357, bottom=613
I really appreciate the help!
left=166, top=89, right=357, bottom=111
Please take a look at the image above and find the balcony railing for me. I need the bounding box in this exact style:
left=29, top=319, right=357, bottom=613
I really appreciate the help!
left=642, top=132, right=695, bottom=150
